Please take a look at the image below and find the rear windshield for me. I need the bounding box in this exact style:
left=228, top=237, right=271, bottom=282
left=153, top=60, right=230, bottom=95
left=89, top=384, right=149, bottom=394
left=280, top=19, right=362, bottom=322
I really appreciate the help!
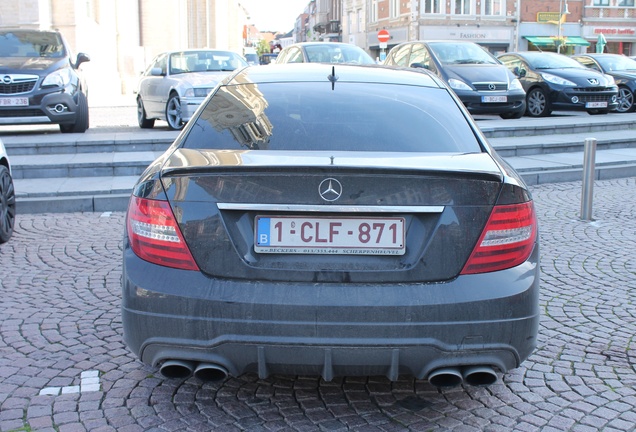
left=0, top=31, right=65, bottom=58
left=182, top=81, right=481, bottom=153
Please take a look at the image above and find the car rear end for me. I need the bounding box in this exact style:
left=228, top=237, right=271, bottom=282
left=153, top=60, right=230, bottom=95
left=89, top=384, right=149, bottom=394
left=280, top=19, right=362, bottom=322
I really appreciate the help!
left=122, top=64, right=540, bottom=387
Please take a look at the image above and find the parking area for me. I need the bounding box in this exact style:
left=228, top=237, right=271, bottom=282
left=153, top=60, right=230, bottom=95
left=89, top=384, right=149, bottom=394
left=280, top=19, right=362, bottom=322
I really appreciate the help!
left=1, top=177, right=635, bottom=431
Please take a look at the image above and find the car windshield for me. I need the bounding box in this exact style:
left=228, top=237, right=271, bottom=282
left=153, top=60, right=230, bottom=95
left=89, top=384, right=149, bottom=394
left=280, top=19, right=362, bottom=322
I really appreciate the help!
left=304, top=45, right=375, bottom=64
left=0, top=31, right=65, bottom=58
left=169, top=51, right=247, bottom=74
left=524, top=52, right=586, bottom=69
left=428, top=42, right=498, bottom=65
left=595, top=55, right=636, bottom=71
left=184, top=81, right=481, bottom=153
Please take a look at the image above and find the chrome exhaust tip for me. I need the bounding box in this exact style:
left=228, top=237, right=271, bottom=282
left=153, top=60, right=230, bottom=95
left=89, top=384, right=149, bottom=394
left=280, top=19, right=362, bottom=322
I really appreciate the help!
left=159, top=359, right=195, bottom=379
left=462, top=365, right=498, bottom=387
left=193, top=363, right=229, bottom=382
left=427, top=367, right=463, bottom=388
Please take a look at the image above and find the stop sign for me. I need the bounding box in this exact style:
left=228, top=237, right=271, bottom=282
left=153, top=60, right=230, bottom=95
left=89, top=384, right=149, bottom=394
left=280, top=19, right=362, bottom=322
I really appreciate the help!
left=377, top=29, right=390, bottom=43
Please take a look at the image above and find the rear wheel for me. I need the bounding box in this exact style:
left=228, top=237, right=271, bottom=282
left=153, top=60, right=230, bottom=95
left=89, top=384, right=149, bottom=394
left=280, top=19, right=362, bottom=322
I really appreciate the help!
left=166, top=93, right=184, bottom=130
left=526, top=88, right=551, bottom=117
left=60, top=92, right=89, bottom=133
left=0, top=165, right=16, bottom=244
left=615, top=86, right=635, bottom=113
left=137, top=97, right=155, bottom=128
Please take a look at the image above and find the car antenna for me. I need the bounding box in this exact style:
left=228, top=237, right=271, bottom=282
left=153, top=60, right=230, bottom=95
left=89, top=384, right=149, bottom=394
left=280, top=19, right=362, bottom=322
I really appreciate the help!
left=327, top=66, right=338, bottom=90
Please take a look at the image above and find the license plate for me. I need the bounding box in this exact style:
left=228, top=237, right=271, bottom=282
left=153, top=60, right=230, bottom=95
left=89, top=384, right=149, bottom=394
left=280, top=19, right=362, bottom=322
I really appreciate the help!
left=0, top=97, right=28, bottom=107
left=482, top=95, right=507, bottom=103
left=255, top=216, right=405, bottom=255
left=585, top=101, right=607, bottom=108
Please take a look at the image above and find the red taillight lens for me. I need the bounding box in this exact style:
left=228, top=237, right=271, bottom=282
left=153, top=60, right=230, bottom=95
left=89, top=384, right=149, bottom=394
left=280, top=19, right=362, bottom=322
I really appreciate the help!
left=461, top=201, right=537, bottom=275
left=126, top=196, right=199, bottom=271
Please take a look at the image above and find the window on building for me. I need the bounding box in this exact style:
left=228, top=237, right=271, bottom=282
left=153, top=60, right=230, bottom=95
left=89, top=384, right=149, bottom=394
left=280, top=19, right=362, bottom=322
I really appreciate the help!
left=593, top=0, right=609, bottom=5
left=618, top=0, right=634, bottom=6
left=390, top=0, right=400, bottom=17
left=483, top=0, right=503, bottom=15
left=423, top=0, right=443, bottom=14
left=357, top=9, right=364, bottom=32
left=454, top=0, right=472, bottom=15
left=370, top=0, right=378, bottom=22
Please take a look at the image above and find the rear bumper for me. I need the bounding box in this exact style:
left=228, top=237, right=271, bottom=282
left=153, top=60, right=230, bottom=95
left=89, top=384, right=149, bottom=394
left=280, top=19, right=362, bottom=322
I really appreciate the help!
left=122, top=245, right=540, bottom=381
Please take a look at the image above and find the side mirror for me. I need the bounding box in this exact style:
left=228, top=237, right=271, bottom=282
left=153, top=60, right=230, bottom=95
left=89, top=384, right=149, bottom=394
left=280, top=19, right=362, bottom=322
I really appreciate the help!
left=75, top=52, right=90, bottom=68
left=409, top=62, right=429, bottom=70
left=514, top=66, right=527, bottom=78
left=150, top=67, right=163, bottom=76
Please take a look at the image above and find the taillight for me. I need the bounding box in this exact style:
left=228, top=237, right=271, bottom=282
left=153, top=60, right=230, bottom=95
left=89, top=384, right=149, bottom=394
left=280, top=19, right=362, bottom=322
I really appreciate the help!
left=126, top=196, right=199, bottom=271
left=461, top=201, right=537, bottom=275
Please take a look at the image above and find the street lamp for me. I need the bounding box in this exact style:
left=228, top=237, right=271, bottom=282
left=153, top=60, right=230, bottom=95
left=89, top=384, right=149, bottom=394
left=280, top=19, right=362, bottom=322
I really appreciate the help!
left=556, top=0, right=570, bottom=53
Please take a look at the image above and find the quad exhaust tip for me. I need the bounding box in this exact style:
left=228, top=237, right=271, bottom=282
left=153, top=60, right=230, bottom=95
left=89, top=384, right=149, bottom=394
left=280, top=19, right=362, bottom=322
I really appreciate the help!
left=158, top=359, right=229, bottom=382
left=428, top=365, right=498, bottom=388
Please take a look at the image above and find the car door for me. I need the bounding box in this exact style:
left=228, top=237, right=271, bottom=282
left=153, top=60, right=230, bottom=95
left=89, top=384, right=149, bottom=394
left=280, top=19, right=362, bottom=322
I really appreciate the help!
left=141, top=54, right=168, bottom=117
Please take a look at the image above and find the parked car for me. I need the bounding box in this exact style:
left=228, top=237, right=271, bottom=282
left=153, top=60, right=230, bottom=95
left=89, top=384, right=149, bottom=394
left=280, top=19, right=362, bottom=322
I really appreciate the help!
left=0, top=29, right=90, bottom=133
left=384, top=40, right=526, bottom=119
left=122, top=63, right=540, bottom=388
left=135, top=49, right=248, bottom=130
left=259, top=53, right=278, bottom=65
left=0, top=138, right=15, bottom=244
left=276, top=42, right=375, bottom=65
left=571, top=53, right=636, bottom=113
left=498, top=51, right=618, bottom=117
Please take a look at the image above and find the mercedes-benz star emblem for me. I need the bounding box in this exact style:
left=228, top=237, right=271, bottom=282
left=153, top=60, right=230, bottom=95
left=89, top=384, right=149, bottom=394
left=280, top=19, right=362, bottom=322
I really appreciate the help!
left=488, top=83, right=496, bottom=90
left=318, top=178, right=342, bottom=202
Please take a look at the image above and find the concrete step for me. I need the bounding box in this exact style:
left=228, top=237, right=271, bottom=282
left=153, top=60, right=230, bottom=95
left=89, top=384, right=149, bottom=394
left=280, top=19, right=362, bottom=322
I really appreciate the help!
left=9, top=151, right=163, bottom=180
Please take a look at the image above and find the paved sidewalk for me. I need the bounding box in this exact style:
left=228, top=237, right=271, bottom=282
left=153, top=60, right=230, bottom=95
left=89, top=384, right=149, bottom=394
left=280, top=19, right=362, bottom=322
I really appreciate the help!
left=0, top=177, right=635, bottom=431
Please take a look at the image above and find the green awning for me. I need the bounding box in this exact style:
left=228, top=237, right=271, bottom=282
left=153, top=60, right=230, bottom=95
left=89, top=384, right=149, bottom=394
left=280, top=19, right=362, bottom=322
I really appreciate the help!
left=524, top=36, right=556, bottom=47
left=524, top=36, right=591, bottom=47
left=564, top=36, right=590, bottom=46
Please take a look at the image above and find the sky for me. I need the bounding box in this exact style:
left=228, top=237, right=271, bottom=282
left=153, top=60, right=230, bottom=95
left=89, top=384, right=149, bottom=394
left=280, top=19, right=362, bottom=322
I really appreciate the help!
left=240, top=0, right=309, bottom=33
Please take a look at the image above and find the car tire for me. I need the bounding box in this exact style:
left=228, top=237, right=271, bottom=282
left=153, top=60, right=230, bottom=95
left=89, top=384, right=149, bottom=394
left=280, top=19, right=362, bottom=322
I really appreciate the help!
left=166, top=93, right=184, bottom=130
left=526, top=88, right=551, bottom=117
left=615, top=86, right=635, bottom=113
left=0, top=165, right=16, bottom=244
left=137, top=97, right=155, bottom=129
left=60, top=92, right=89, bottom=133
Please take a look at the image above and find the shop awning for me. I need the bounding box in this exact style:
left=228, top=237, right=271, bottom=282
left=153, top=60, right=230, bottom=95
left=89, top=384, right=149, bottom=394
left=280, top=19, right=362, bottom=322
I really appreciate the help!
left=524, top=36, right=591, bottom=47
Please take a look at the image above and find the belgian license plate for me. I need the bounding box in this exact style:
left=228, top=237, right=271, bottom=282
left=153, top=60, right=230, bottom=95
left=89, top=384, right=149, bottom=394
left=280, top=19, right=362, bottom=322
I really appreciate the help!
left=0, top=97, right=28, bottom=106
left=586, top=101, right=607, bottom=108
left=482, top=95, right=507, bottom=103
left=254, top=216, right=406, bottom=255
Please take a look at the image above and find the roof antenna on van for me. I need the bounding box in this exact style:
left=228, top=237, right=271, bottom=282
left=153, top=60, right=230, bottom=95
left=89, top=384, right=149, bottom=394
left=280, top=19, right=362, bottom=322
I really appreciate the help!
left=327, top=66, right=338, bottom=90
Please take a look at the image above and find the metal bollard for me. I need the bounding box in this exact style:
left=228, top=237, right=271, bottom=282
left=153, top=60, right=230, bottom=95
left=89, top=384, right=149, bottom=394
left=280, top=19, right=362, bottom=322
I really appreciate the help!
left=580, top=138, right=597, bottom=221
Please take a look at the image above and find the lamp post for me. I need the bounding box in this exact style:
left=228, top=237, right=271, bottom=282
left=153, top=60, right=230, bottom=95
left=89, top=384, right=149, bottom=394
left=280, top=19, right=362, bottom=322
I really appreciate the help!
left=556, top=0, right=570, bottom=53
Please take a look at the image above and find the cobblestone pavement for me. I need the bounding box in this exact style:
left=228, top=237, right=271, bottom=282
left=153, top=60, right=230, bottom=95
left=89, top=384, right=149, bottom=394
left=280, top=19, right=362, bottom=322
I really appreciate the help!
left=1, top=178, right=635, bottom=432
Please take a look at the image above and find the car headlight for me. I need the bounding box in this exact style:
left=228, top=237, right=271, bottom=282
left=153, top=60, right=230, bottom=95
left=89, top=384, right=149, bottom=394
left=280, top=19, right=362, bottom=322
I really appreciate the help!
left=509, top=78, right=524, bottom=91
left=541, top=73, right=576, bottom=87
left=42, top=68, right=72, bottom=88
left=604, top=74, right=616, bottom=85
left=184, top=88, right=211, bottom=98
left=447, top=78, right=472, bottom=91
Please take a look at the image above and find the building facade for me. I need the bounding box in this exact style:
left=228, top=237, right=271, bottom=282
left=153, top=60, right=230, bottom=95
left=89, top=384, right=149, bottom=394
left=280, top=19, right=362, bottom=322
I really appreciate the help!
left=311, top=0, right=636, bottom=58
left=0, top=0, right=248, bottom=101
